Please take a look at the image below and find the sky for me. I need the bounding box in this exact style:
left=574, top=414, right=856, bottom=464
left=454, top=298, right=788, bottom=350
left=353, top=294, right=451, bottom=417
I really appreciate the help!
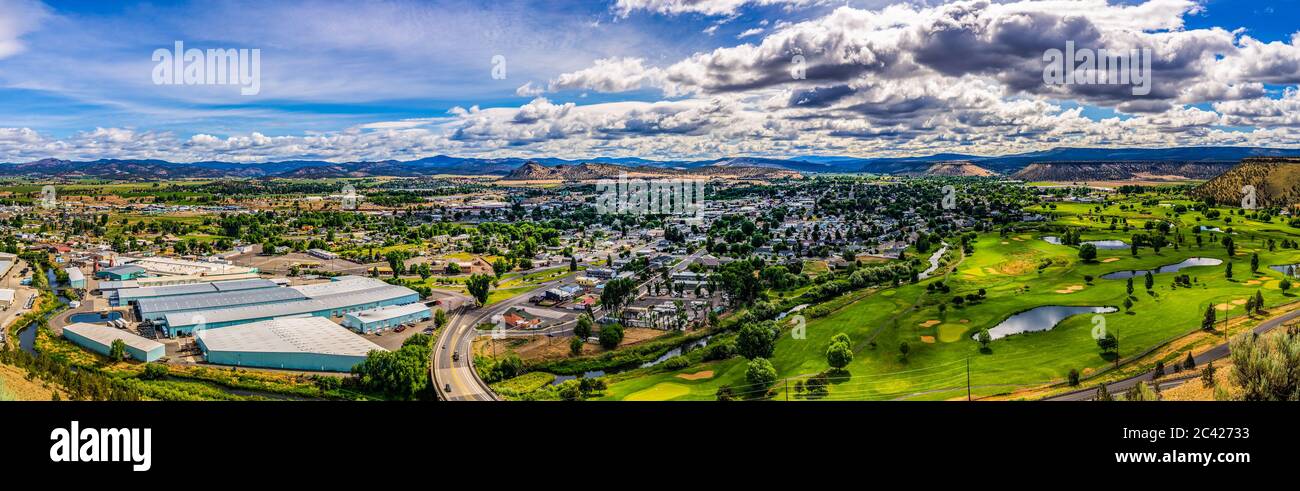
left=0, top=0, right=1299, bottom=163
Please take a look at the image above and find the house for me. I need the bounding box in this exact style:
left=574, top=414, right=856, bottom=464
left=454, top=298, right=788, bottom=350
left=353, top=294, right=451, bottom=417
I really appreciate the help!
left=64, top=267, right=86, bottom=289
left=502, top=307, right=542, bottom=329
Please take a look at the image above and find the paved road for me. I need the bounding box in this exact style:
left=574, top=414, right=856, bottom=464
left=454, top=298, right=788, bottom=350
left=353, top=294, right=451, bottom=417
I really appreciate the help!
left=432, top=276, right=578, bottom=401
left=1048, top=306, right=1300, bottom=400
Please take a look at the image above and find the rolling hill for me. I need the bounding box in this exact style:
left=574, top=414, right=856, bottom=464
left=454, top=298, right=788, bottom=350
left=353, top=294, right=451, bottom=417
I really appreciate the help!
left=1191, top=158, right=1300, bottom=207
left=1011, top=162, right=1236, bottom=182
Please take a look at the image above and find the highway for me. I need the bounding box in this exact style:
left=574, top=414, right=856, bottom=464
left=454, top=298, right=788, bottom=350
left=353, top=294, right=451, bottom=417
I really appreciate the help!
left=1048, top=305, right=1300, bottom=401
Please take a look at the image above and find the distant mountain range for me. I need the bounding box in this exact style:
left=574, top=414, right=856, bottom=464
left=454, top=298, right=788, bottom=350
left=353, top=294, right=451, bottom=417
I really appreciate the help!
left=5, top=146, right=1300, bottom=180
left=500, top=161, right=802, bottom=181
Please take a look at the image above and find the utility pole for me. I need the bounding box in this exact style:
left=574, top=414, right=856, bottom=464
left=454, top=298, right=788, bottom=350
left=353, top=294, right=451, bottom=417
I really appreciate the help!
left=785, top=378, right=789, bottom=401
left=966, top=358, right=971, bottom=401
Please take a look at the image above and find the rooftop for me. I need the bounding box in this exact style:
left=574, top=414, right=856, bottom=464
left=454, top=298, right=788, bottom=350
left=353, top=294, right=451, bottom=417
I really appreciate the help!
left=196, top=317, right=385, bottom=357
left=63, top=322, right=164, bottom=352
left=345, top=303, right=431, bottom=323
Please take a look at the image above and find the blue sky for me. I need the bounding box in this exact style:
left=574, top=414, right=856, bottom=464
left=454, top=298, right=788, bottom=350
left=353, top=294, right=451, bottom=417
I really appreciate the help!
left=1, top=0, right=1299, bottom=162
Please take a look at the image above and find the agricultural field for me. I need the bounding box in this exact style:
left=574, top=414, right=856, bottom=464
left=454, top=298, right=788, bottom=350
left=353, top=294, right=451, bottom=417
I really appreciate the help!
left=599, top=194, right=1300, bottom=400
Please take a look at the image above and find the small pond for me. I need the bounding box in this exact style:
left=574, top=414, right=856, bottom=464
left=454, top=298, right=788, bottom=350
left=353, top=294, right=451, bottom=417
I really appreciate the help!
left=1100, top=257, right=1224, bottom=280
left=978, top=305, right=1118, bottom=341
left=551, top=370, right=607, bottom=385
left=1269, top=264, right=1300, bottom=277
left=1043, top=236, right=1129, bottom=250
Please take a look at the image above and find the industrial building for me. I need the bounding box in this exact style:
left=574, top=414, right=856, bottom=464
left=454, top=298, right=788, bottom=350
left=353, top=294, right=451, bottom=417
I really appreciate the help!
left=96, top=264, right=147, bottom=281
left=65, top=267, right=86, bottom=289
left=97, top=272, right=263, bottom=291
left=112, top=278, right=282, bottom=307
left=342, top=303, right=432, bottom=333
left=63, top=323, right=165, bottom=362
left=159, top=276, right=421, bottom=336
left=0, top=288, right=14, bottom=307
left=119, top=256, right=258, bottom=277
left=135, top=287, right=308, bottom=322
left=195, top=317, right=385, bottom=372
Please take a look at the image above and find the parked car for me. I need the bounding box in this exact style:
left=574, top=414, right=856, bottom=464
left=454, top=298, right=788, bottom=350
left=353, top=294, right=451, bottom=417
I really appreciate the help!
left=394, top=325, right=406, bottom=333
left=422, top=327, right=435, bottom=335
left=444, top=384, right=451, bottom=393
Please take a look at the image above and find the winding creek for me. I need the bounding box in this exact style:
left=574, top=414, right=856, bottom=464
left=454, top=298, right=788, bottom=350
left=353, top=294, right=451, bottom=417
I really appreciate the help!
left=917, top=242, right=949, bottom=280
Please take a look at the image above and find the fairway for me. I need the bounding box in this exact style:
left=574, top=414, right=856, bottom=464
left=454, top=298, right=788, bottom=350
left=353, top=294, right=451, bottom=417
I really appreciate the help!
left=624, top=382, right=691, bottom=401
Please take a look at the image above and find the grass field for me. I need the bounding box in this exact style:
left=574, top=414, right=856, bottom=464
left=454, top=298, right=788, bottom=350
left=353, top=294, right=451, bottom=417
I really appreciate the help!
left=600, top=197, right=1300, bottom=401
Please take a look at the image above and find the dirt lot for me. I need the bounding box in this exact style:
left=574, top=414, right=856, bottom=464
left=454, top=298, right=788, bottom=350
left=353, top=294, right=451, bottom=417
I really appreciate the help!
left=475, top=327, right=669, bottom=363
left=230, top=251, right=380, bottom=275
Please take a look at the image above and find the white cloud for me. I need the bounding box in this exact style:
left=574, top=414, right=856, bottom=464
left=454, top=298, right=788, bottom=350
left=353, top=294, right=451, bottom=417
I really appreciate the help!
left=0, top=0, right=48, bottom=59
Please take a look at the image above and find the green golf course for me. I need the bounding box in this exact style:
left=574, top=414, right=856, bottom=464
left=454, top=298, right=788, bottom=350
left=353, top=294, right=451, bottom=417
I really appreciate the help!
left=598, top=195, right=1300, bottom=400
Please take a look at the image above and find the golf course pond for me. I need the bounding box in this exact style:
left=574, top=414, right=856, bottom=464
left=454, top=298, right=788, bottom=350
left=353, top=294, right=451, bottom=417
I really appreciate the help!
left=1269, top=264, right=1300, bottom=277
left=1042, top=236, right=1129, bottom=249
left=1100, top=257, right=1223, bottom=280
left=979, top=305, right=1119, bottom=341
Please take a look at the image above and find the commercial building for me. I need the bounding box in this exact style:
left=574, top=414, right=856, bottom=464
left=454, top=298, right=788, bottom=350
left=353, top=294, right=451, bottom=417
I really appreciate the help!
left=160, top=276, right=421, bottom=336
left=64, top=267, right=86, bottom=289
left=0, top=288, right=14, bottom=307
left=120, top=256, right=258, bottom=277
left=98, top=272, right=263, bottom=292
left=134, top=287, right=308, bottom=323
left=62, top=323, right=165, bottom=362
left=341, top=303, right=431, bottom=333
left=111, top=278, right=282, bottom=307
left=195, top=317, right=385, bottom=372
left=97, top=265, right=147, bottom=281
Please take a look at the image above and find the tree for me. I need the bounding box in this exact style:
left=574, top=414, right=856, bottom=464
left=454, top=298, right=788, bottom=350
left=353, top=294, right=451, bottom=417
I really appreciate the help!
left=1067, top=368, right=1080, bottom=386
left=745, top=358, right=777, bottom=394
left=736, top=322, right=777, bottom=359
left=1153, top=360, right=1165, bottom=379
left=569, top=256, right=578, bottom=272
left=445, top=262, right=462, bottom=275
left=1225, top=261, right=1233, bottom=279
left=384, top=251, right=407, bottom=279
left=1255, top=290, right=1265, bottom=313
left=1201, top=361, right=1217, bottom=388
left=1183, top=352, right=1196, bottom=370
left=140, top=363, right=168, bottom=380
left=1078, top=243, right=1097, bottom=262
left=1223, top=236, right=1236, bottom=257
left=109, top=339, right=127, bottom=362
left=599, top=278, right=637, bottom=316
left=569, top=336, right=584, bottom=356
left=1126, top=277, right=1134, bottom=296
left=1144, top=271, right=1154, bottom=291
left=434, top=308, right=447, bottom=329
left=1282, top=278, right=1292, bottom=295
left=898, top=341, right=911, bottom=360
left=466, top=274, right=493, bottom=306
left=826, top=333, right=853, bottom=370
left=598, top=322, right=624, bottom=349
left=1229, top=328, right=1300, bottom=401
left=1123, top=297, right=1133, bottom=312
left=491, top=257, right=510, bottom=279
left=1251, top=252, right=1259, bottom=274
left=574, top=314, right=594, bottom=340
left=1202, top=304, right=1216, bottom=331
left=1096, top=383, right=1113, bottom=401
left=976, top=329, right=991, bottom=351
left=1097, top=332, right=1118, bottom=354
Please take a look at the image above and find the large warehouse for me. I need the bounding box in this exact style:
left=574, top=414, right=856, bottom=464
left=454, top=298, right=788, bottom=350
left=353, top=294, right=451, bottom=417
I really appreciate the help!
left=63, top=323, right=166, bottom=362
left=159, top=276, right=421, bottom=336
left=111, top=278, right=281, bottom=307
left=342, top=303, right=432, bottom=333
left=195, top=317, right=385, bottom=372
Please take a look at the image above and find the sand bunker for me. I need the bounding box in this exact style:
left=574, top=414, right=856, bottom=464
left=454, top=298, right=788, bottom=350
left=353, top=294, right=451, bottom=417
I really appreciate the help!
left=1232, top=299, right=1248, bottom=305
left=677, top=371, right=715, bottom=381
left=920, top=336, right=936, bottom=344
left=1001, top=241, right=1010, bottom=245
left=1055, top=285, right=1086, bottom=294
left=1245, top=280, right=1261, bottom=285
left=959, top=319, right=970, bottom=324
left=919, top=320, right=941, bottom=328
left=1102, top=258, right=1121, bottom=263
